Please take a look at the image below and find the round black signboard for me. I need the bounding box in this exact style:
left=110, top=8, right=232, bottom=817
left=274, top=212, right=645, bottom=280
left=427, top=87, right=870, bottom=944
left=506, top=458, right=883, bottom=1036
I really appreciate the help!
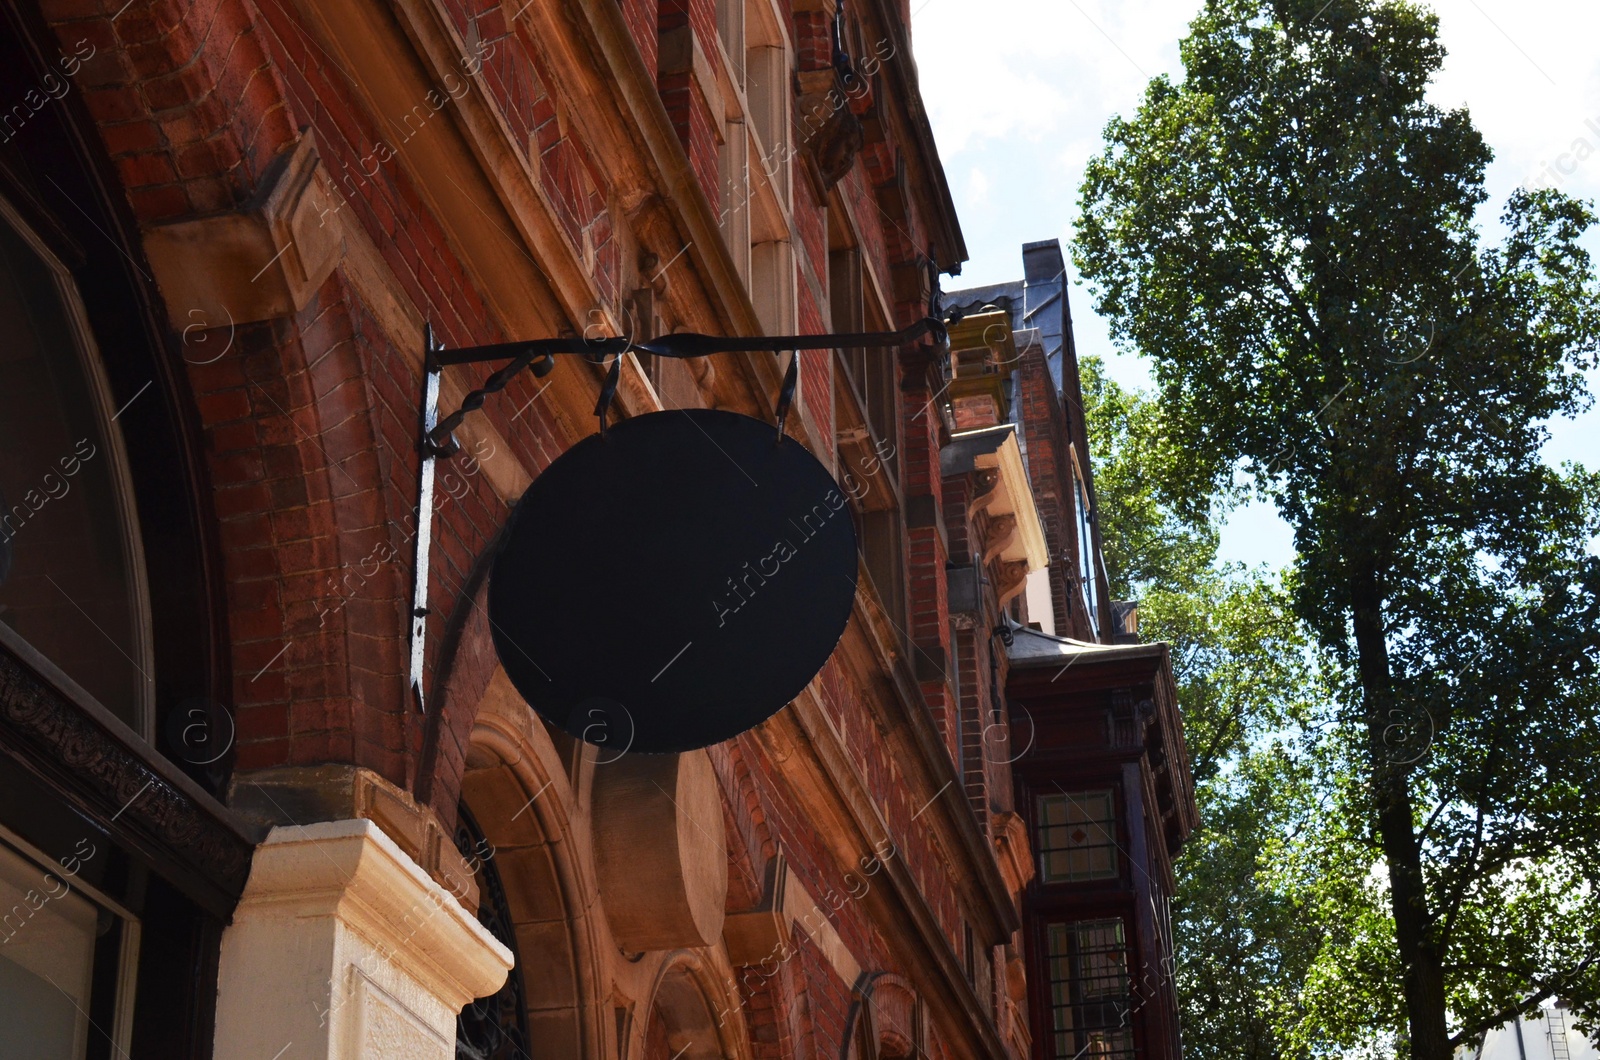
left=488, top=408, right=859, bottom=754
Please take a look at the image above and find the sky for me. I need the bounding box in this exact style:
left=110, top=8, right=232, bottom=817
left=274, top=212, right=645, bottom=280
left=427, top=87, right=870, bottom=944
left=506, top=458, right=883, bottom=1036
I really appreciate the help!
left=910, top=0, right=1600, bottom=570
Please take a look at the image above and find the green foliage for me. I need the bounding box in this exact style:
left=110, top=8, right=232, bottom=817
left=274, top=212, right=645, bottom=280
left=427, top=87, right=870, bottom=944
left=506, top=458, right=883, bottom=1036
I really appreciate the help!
left=1082, top=354, right=1332, bottom=1060
left=1079, top=356, right=1218, bottom=598
left=1072, top=1, right=1600, bottom=1057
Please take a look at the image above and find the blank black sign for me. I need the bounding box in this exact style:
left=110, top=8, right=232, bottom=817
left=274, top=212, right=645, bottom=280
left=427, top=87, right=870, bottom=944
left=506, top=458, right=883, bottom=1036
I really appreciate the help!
left=488, top=409, right=859, bottom=754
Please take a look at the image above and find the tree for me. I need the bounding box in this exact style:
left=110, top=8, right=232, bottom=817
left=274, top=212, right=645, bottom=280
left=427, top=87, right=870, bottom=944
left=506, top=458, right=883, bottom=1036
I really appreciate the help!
left=1083, top=356, right=1329, bottom=1060
left=1073, top=2, right=1600, bottom=1058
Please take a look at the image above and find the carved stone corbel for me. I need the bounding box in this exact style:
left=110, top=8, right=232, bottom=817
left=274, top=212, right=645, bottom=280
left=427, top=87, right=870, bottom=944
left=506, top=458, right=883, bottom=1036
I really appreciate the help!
left=994, top=559, right=1030, bottom=606
left=982, top=513, right=1019, bottom=562
left=141, top=129, right=345, bottom=327
left=971, top=468, right=1002, bottom=508
left=795, top=68, right=864, bottom=193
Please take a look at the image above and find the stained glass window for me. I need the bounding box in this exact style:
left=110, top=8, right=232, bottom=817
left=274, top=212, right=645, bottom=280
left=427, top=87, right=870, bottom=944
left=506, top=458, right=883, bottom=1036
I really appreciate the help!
left=1037, top=790, right=1119, bottom=883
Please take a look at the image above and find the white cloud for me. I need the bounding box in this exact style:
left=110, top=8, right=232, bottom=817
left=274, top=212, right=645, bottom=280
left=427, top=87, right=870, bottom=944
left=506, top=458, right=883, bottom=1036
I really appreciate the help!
left=968, top=166, right=992, bottom=205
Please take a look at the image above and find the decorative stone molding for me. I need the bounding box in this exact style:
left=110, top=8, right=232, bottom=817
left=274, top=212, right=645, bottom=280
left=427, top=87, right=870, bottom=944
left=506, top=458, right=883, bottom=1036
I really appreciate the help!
left=591, top=750, right=727, bottom=951
left=796, top=68, right=864, bottom=193
left=142, top=130, right=345, bottom=326
left=213, top=819, right=512, bottom=1060
left=781, top=861, right=861, bottom=986
left=941, top=425, right=1049, bottom=572
left=971, top=468, right=1001, bottom=505
left=720, top=844, right=865, bottom=987
left=990, top=811, right=1035, bottom=901
left=229, top=764, right=480, bottom=910
left=641, top=953, right=753, bottom=1060
left=842, top=973, right=927, bottom=1060
left=996, top=560, right=1031, bottom=607
left=0, top=626, right=259, bottom=918
left=982, top=513, right=1019, bottom=563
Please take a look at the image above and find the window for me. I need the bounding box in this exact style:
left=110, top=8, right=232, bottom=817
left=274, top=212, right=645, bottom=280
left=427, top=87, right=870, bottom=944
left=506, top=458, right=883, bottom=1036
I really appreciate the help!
left=709, top=0, right=791, bottom=308
left=830, top=246, right=905, bottom=634
left=1046, top=919, right=1134, bottom=1060
left=0, top=15, right=232, bottom=1052
left=454, top=805, right=529, bottom=1060
left=743, top=0, right=793, bottom=333
left=0, top=830, right=138, bottom=1060
left=833, top=248, right=898, bottom=464
left=744, top=38, right=789, bottom=208
left=953, top=345, right=997, bottom=378
left=714, top=0, right=751, bottom=283
left=0, top=200, right=151, bottom=736
left=1037, top=790, right=1119, bottom=883
left=1074, top=473, right=1100, bottom=636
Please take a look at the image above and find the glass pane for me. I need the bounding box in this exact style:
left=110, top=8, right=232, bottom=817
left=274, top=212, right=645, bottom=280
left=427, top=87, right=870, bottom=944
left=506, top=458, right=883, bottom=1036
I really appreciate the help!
left=1045, top=918, right=1135, bottom=1060
left=1076, top=475, right=1099, bottom=633
left=0, top=210, right=147, bottom=732
left=0, top=841, right=97, bottom=1060
left=1037, top=791, right=1120, bottom=882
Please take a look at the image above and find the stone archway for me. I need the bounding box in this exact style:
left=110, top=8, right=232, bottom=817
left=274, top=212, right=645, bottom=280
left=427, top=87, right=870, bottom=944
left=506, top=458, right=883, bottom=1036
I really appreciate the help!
left=639, top=952, right=751, bottom=1060
left=461, top=666, right=611, bottom=1060
left=842, top=973, right=926, bottom=1060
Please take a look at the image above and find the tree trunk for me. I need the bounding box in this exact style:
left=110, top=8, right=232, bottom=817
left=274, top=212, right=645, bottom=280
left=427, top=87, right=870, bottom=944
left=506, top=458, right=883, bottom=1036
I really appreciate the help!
left=1349, top=563, right=1451, bottom=1060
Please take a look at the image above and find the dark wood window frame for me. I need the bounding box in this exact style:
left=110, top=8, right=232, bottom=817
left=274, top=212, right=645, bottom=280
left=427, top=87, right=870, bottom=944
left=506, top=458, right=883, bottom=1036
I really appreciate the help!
left=0, top=4, right=256, bottom=1057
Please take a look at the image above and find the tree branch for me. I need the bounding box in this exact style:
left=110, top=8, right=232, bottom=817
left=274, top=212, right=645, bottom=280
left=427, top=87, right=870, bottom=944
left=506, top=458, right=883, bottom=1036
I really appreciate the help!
left=1448, top=945, right=1600, bottom=1049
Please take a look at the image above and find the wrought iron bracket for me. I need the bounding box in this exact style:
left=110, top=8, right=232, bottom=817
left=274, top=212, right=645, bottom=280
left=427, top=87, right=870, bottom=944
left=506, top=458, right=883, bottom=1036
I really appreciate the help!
left=406, top=257, right=957, bottom=711
left=419, top=312, right=956, bottom=457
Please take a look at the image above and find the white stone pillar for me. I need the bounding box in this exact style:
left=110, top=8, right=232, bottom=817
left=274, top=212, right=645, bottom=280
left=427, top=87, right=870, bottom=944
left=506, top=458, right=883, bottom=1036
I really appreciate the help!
left=213, top=818, right=512, bottom=1060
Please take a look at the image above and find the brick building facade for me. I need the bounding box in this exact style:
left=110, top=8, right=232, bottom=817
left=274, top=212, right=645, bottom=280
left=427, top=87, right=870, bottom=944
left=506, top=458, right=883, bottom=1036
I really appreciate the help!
left=947, top=243, right=1199, bottom=1060
left=0, top=0, right=1195, bottom=1056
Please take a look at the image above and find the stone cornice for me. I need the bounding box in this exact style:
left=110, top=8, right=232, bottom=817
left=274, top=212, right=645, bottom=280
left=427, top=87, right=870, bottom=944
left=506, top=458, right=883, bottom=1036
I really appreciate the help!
left=241, top=818, right=511, bottom=1007
left=862, top=0, right=967, bottom=272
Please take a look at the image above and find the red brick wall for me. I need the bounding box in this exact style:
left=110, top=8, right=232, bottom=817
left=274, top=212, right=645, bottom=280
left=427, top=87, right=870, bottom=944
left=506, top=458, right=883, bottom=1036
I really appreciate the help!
left=40, top=0, right=1004, bottom=1052
left=1016, top=344, right=1087, bottom=639
left=657, top=0, right=721, bottom=205
left=48, top=0, right=297, bottom=219
left=659, top=0, right=718, bottom=73
left=797, top=280, right=833, bottom=445
left=620, top=0, right=659, bottom=80
left=792, top=8, right=830, bottom=72
left=793, top=168, right=828, bottom=289
left=657, top=79, right=719, bottom=206
left=841, top=169, right=888, bottom=316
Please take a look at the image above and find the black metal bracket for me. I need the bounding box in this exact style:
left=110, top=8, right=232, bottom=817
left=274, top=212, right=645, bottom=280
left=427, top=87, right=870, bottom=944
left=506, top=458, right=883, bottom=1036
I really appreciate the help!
left=422, top=312, right=954, bottom=456
left=406, top=256, right=956, bottom=711
left=422, top=254, right=957, bottom=457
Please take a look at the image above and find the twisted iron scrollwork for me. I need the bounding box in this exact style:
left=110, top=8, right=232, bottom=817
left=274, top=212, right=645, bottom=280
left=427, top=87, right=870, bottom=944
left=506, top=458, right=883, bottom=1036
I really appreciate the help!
left=422, top=258, right=958, bottom=457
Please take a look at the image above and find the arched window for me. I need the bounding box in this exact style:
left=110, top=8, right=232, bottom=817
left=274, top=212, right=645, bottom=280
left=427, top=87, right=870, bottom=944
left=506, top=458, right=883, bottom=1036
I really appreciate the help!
left=0, top=6, right=247, bottom=1057
left=0, top=198, right=153, bottom=738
